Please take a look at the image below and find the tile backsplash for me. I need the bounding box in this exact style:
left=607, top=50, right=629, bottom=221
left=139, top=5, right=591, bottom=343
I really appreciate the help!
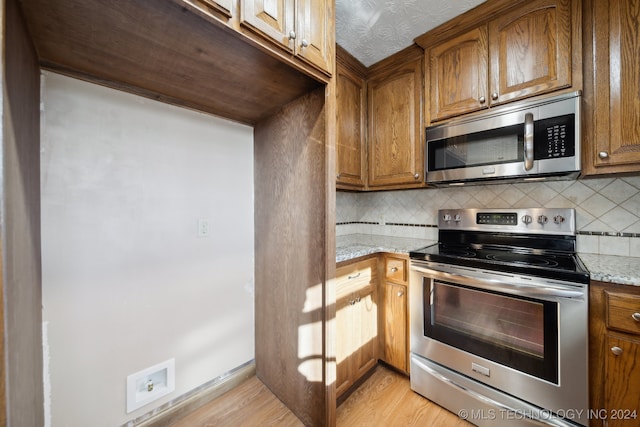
left=336, top=177, right=640, bottom=257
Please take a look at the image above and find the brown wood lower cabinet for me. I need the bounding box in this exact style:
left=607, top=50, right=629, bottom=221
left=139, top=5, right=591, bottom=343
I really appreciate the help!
left=589, top=281, right=640, bottom=427
left=335, top=253, right=412, bottom=399
left=381, top=255, right=409, bottom=374
left=336, top=257, right=379, bottom=397
left=383, top=282, right=408, bottom=372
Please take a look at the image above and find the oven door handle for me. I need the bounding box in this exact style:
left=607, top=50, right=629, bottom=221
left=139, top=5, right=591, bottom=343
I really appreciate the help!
left=411, top=265, right=585, bottom=299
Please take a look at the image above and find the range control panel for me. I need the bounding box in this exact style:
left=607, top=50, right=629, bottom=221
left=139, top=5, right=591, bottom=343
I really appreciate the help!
left=438, top=208, right=576, bottom=235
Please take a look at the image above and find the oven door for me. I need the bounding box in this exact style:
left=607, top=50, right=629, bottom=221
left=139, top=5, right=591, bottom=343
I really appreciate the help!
left=425, top=279, right=558, bottom=384
left=409, top=261, right=588, bottom=426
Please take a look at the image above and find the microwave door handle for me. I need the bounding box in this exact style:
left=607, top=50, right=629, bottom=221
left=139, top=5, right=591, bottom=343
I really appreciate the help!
left=524, top=112, right=534, bottom=170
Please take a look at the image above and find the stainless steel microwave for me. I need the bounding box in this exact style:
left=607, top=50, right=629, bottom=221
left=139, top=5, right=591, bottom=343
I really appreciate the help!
left=425, top=91, right=581, bottom=186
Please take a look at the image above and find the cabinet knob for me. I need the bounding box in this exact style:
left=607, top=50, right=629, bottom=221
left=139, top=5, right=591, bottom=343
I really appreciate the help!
left=397, top=291, right=404, bottom=297
left=336, top=173, right=341, bottom=179
left=301, top=39, right=309, bottom=48
left=491, top=92, right=499, bottom=100
left=414, top=173, right=420, bottom=179
left=479, top=96, right=486, bottom=104
left=390, top=267, right=398, bottom=273
left=611, top=346, right=623, bottom=356
left=632, top=312, right=640, bottom=322
left=289, top=31, right=296, bottom=40
left=598, top=151, right=609, bottom=159
left=349, top=299, right=356, bottom=305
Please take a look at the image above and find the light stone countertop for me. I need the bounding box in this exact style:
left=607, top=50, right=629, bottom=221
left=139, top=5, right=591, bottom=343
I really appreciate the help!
left=336, top=234, right=435, bottom=264
left=336, top=234, right=640, bottom=287
left=578, top=253, right=640, bottom=287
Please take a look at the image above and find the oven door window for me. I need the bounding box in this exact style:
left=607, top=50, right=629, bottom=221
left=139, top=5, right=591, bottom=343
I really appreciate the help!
left=424, top=280, right=558, bottom=384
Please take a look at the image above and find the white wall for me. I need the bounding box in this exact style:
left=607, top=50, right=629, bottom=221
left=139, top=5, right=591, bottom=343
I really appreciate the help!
left=40, top=72, right=255, bottom=426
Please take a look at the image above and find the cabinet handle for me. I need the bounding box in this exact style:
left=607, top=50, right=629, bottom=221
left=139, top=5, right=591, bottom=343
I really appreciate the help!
left=336, top=173, right=341, bottom=179
left=347, top=272, right=361, bottom=280
left=301, top=39, right=309, bottom=48
left=414, top=173, right=420, bottom=179
left=611, top=346, right=623, bottom=356
left=598, top=151, right=609, bottom=159
left=289, top=31, right=296, bottom=40
left=355, top=296, right=361, bottom=303
left=349, top=299, right=356, bottom=305
left=491, top=92, right=499, bottom=100
left=397, top=291, right=404, bottom=297
left=632, top=312, right=640, bottom=322
left=479, top=96, right=486, bottom=104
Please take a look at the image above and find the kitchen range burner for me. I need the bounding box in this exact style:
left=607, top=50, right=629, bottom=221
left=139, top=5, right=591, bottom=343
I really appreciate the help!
left=409, top=208, right=589, bottom=284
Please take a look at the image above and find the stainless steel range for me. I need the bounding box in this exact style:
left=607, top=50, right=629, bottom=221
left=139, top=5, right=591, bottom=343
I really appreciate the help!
left=409, top=208, right=589, bottom=427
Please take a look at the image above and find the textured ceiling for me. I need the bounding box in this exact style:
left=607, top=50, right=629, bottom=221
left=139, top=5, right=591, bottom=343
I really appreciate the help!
left=336, top=0, right=486, bottom=67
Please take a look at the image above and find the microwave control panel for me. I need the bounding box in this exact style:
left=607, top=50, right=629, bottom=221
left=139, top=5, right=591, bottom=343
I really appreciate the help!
left=534, top=114, right=575, bottom=159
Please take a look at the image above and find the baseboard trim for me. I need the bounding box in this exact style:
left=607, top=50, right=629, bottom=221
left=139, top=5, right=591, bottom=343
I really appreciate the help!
left=123, top=360, right=256, bottom=427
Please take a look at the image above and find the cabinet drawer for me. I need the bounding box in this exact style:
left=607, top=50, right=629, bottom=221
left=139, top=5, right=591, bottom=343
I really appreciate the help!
left=606, top=291, right=640, bottom=335
left=385, top=257, right=407, bottom=284
left=337, top=258, right=377, bottom=298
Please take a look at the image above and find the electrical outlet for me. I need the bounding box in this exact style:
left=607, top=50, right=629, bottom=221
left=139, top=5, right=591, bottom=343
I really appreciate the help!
left=197, top=218, right=210, bottom=237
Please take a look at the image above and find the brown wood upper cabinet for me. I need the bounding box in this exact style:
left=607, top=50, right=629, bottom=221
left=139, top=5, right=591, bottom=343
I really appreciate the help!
left=424, top=0, right=573, bottom=124
left=428, top=26, right=489, bottom=121
left=241, top=0, right=333, bottom=74
left=336, top=47, right=367, bottom=189
left=367, top=48, right=424, bottom=188
left=582, top=0, right=640, bottom=175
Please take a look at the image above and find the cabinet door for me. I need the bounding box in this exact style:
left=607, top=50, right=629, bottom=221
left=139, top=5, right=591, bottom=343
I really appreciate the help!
left=584, top=0, right=640, bottom=174
left=605, top=334, right=640, bottom=427
left=428, top=26, right=489, bottom=122
left=488, top=0, right=571, bottom=105
left=336, top=62, right=366, bottom=188
left=368, top=58, right=423, bottom=187
left=384, top=283, right=407, bottom=372
left=353, top=285, right=378, bottom=378
left=241, top=0, right=295, bottom=51
left=198, top=0, right=233, bottom=18
left=335, top=294, right=354, bottom=397
left=296, top=0, right=332, bottom=73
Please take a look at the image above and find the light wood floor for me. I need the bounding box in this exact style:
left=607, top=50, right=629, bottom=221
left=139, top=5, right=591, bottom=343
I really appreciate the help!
left=168, top=365, right=473, bottom=426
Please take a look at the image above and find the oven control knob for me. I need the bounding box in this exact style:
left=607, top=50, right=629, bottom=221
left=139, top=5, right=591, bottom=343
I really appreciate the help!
left=538, top=215, right=548, bottom=225
left=454, top=214, right=462, bottom=223
left=443, top=214, right=452, bottom=222
left=553, top=215, right=566, bottom=224
left=522, top=215, right=533, bottom=224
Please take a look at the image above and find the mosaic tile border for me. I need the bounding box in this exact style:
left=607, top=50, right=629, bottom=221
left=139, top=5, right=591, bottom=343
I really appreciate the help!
left=577, top=231, right=640, bottom=238
left=337, top=222, right=640, bottom=238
